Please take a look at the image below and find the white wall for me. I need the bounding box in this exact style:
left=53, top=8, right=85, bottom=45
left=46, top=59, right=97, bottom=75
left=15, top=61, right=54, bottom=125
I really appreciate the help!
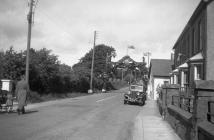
left=147, top=75, right=153, bottom=100
left=153, top=77, right=170, bottom=100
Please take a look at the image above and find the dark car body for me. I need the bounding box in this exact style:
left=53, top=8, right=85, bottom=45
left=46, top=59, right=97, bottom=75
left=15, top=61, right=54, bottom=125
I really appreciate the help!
left=124, top=85, right=146, bottom=106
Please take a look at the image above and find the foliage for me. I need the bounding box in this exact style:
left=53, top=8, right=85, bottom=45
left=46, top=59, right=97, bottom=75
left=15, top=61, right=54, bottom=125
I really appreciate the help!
left=0, top=44, right=148, bottom=95
left=0, top=47, right=73, bottom=94
left=1, top=46, right=25, bottom=80
left=72, top=44, right=116, bottom=92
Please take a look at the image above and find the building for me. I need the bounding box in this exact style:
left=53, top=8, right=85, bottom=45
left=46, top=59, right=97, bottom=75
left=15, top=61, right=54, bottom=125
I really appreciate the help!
left=171, top=0, right=214, bottom=92
left=112, top=55, right=147, bottom=82
left=148, top=59, right=172, bottom=100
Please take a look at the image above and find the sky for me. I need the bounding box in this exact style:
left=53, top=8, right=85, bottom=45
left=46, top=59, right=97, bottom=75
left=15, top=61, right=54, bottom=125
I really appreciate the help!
left=0, top=0, right=200, bottom=67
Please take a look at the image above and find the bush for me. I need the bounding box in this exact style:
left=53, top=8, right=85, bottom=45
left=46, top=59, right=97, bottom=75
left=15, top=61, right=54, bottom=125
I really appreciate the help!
left=28, top=91, right=43, bottom=103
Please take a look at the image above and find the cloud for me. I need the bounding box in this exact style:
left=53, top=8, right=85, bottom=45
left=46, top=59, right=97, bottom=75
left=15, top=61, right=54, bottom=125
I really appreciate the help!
left=1, top=0, right=201, bottom=66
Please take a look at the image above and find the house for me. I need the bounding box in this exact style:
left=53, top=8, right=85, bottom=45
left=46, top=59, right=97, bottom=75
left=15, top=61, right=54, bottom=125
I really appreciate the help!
left=171, top=0, right=214, bottom=93
left=148, top=59, right=172, bottom=100
left=112, top=55, right=147, bottom=82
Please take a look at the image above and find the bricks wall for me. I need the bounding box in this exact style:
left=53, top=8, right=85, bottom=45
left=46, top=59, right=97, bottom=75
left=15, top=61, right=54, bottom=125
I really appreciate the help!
left=196, top=91, right=214, bottom=123
left=157, top=80, right=214, bottom=140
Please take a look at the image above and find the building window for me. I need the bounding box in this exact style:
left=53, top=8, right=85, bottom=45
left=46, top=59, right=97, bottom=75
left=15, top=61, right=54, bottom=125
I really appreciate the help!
left=194, top=64, right=204, bottom=80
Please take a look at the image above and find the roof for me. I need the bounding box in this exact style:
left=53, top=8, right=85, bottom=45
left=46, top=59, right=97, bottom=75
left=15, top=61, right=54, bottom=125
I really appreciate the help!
left=150, top=59, right=172, bottom=77
left=117, top=55, right=136, bottom=64
left=113, top=55, right=146, bottom=68
left=178, top=62, right=188, bottom=69
left=173, top=0, right=210, bottom=49
left=189, top=52, right=203, bottom=62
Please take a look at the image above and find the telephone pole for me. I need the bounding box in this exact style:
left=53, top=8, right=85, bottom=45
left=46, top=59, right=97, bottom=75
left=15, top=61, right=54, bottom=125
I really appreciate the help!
left=89, top=31, right=97, bottom=93
left=25, top=0, right=37, bottom=84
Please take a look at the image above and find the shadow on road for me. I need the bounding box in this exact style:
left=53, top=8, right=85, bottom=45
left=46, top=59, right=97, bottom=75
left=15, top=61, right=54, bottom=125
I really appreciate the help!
left=125, top=102, right=147, bottom=107
left=0, top=110, right=38, bottom=115
left=24, top=110, right=38, bottom=114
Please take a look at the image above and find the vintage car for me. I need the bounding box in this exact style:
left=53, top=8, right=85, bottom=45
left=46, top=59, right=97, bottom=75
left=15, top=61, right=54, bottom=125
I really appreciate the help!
left=124, top=85, right=146, bottom=106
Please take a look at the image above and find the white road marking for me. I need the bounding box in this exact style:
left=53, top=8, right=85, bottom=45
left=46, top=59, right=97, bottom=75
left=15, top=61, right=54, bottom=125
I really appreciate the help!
left=96, top=95, right=117, bottom=103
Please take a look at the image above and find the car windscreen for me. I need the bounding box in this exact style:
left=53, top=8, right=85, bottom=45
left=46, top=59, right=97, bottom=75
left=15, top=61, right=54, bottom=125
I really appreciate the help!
left=130, top=86, right=143, bottom=91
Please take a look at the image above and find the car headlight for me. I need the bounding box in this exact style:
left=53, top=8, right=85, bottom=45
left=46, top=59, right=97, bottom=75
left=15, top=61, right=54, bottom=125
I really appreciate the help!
left=137, top=92, right=140, bottom=96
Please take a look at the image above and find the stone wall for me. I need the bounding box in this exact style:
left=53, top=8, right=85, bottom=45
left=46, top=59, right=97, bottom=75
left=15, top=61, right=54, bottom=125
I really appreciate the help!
left=193, top=80, right=214, bottom=140
left=158, top=80, right=214, bottom=140
left=158, top=84, right=179, bottom=117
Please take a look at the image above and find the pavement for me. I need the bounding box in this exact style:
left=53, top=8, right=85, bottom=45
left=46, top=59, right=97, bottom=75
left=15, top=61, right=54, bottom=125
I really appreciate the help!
left=133, top=100, right=181, bottom=140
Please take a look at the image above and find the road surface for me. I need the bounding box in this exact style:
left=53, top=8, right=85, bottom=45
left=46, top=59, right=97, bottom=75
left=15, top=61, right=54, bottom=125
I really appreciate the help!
left=0, top=89, right=142, bottom=140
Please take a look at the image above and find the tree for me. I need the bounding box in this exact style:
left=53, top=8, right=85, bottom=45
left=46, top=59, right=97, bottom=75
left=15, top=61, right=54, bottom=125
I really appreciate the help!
left=0, top=51, right=4, bottom=79
left=1, top=47, right=74, bottom=94
left=28, top=48, right=60, bottom=93
left=2, top=46, right=25, bottom=80
left=72, top=44, right=116, bottom=92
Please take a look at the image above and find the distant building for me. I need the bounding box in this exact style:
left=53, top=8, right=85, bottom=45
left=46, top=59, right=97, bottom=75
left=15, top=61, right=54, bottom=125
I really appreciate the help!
left=171, top=0, right=214, bottom=92
left=112, top=55, right=146, bottom=82
left=148, top=59, right=172, bottom=100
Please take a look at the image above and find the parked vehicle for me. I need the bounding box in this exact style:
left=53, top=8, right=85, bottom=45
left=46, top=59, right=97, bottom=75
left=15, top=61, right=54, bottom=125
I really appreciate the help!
left=0, top=90, right=14, bottom=112
left=124, top=85, right=146, bottom=106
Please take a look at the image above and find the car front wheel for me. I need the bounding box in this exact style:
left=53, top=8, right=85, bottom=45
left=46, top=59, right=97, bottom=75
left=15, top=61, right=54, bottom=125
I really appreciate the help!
left=124, top=100, right=128, bottom=104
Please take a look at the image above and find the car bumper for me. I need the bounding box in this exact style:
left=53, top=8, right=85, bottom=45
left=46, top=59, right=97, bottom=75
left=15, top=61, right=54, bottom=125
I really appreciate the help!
left=124, top=95, right=144, bottom=103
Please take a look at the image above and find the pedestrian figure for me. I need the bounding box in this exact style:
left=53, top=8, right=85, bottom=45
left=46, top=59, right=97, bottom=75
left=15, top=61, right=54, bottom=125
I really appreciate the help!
left=6, top=92, right=13, bottom=113
left=15, top=75, right=29, bottom=115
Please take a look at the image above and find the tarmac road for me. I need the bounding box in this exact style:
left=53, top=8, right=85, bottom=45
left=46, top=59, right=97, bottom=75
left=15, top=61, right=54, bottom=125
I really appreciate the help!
left=0, top=89, right=142, bottom=140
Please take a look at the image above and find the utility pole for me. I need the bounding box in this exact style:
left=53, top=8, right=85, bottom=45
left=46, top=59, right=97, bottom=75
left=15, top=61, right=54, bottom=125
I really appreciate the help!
left=25, top=0, right=37, bottom=84
left=89, top=31, right=96, bottom=93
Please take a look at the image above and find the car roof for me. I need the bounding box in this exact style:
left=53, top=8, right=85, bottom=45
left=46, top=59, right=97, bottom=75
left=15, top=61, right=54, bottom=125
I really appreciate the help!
left=130, top=85, right=143, bottom=87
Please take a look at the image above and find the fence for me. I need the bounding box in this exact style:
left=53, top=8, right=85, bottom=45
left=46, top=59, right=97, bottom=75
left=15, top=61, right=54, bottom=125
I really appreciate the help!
left=207, top=101, right=214, bottom=124
left=171, top=95, right=193, bottom=113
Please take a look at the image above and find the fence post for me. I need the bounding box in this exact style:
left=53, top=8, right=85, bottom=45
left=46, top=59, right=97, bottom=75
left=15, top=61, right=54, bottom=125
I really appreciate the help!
left=207, top=101, right=211, bottom=122
left=192, top=88, right=198, bottom=140
left=188, top=98, right=191, bottom=113
left=171, top=96, right=174, bottom=105
left=179, top=96, right=182, bottom=108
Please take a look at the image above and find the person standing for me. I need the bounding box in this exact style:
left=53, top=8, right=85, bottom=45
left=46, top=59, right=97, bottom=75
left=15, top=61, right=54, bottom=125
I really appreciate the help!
left=6, top=92, right=13, bottom=113
left=15, top=75, right=29, bottom=115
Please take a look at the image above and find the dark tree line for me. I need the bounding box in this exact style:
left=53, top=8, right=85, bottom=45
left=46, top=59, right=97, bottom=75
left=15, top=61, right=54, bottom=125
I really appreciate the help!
left=0, top=44, right=116, bottom=94
left=0, top=45, right=148, bottom=94
left=0, top=47, right=73, bottom=94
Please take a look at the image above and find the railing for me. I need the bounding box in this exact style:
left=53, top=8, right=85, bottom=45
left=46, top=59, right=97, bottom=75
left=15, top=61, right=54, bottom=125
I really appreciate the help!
left=179, top=83, right=191, bottom=96
left=172, top=95, right=193, bottom=113
left=207, top=101, right=214, bottom=124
